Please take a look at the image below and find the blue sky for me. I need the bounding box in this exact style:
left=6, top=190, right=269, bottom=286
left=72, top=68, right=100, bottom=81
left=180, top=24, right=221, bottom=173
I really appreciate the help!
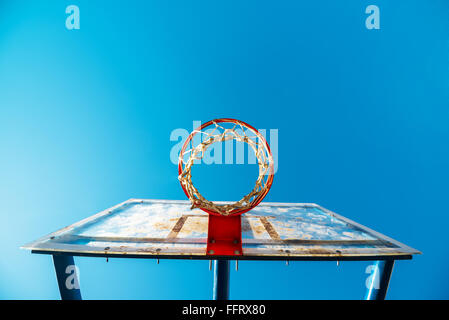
left=0, top=0, right=448, bottom=299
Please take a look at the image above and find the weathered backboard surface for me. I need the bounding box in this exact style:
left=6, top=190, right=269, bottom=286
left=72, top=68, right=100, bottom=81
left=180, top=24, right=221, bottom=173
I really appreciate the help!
left=23, top=199, right=420, bottom=260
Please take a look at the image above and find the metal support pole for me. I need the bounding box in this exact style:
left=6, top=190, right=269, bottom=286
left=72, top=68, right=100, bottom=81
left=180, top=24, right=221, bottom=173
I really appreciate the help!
left=52, top=255, right=82, bottom=300
left=213, top=260, right=230, bottom=300
left=365, top=260, right=395, bottom=300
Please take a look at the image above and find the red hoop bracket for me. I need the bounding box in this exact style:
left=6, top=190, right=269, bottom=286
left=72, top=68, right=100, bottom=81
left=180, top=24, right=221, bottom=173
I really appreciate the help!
left=206, top=214, right=243, bottom=256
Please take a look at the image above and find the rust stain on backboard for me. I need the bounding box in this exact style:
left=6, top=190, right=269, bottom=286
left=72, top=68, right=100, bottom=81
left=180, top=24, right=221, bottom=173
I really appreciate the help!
left=167, top=216, right=188, bottom=238
left=174, top=216, right=209, bottom=237
left=241, top=218, right=252, bottom=232
left=259, top=217, right=281, bottom=240
left=243, top=218, right=267, bottom=236
left=304, top=248, right=335, bottom=255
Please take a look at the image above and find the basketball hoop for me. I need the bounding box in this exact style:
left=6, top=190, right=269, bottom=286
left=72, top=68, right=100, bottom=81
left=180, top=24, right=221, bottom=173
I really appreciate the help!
left=178, top=118, right=274, bottom=256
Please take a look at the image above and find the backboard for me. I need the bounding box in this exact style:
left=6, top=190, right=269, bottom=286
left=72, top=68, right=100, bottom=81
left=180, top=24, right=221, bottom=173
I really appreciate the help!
left=22, top=199, right=419, bottom=261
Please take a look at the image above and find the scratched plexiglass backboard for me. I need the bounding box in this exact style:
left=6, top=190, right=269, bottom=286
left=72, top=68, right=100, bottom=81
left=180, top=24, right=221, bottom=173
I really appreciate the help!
left=22, top=199, right=419, bottom=260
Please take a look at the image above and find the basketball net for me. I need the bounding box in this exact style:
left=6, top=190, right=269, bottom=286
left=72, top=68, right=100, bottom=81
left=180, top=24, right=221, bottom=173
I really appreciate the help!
left=178, top=119, right=274, bottom=216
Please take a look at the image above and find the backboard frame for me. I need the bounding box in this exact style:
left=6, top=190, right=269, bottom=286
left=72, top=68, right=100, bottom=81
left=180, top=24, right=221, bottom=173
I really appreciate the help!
left=22, top=199, right=420, bottom=261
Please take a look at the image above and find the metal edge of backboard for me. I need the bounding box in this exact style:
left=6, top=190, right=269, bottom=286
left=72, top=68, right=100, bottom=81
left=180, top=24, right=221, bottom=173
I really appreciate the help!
left=313, top=204, right=421, bottom=256
left=30, top=248, right=412, bottom=261
left=28, top=233, right=415, bottom=260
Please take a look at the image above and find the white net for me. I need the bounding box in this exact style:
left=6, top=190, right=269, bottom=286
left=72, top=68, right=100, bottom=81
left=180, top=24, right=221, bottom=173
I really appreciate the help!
left=178, top=119, right=274, bottom=216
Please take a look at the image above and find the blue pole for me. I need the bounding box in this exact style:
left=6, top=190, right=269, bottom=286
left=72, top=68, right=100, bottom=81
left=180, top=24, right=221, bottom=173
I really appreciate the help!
left=365, top=260, right=395, bottom=300
left=52, top=255, right=82, bottom=300
left=213, top=260, right=230, bottom=300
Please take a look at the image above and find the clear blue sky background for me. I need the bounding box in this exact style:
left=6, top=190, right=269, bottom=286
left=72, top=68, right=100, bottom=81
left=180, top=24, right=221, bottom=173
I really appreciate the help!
left=0, top=0, right=448, bottom=299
